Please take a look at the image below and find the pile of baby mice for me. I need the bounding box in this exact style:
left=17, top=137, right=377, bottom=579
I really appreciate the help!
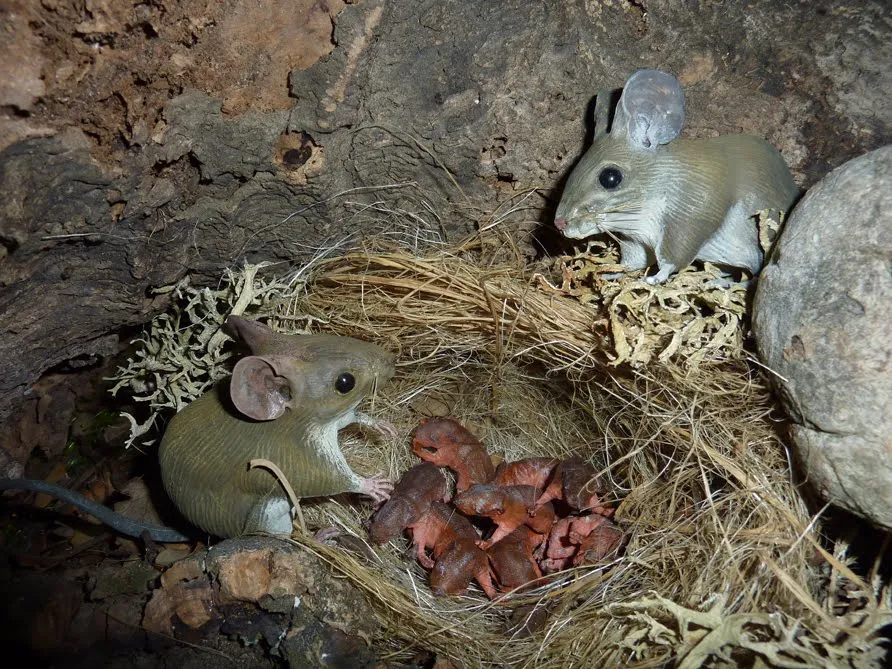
left=368, top=417, right=625, bottom=598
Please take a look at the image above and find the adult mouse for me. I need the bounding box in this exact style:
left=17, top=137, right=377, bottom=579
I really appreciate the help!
left=555, top=69, right=799, bottom=284
left=1, top=316, right=397, bottom=542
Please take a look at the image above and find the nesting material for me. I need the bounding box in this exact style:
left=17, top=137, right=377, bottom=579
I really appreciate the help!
left=111, top=232, right=890, bottom=667
left=551, top=241, right=749, bottom=366
left=289, top=235, right=756, bottom=377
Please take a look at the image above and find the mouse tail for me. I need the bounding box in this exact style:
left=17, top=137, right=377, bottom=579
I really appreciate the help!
left=0, top=478, right=192, bottom=543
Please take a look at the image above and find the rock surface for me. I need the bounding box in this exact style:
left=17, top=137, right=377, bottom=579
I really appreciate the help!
left=1, top=0, right=891, bottom=449
left=0, top=535, right=365, bottom=668
left=753, top=146, right=892, bottom=529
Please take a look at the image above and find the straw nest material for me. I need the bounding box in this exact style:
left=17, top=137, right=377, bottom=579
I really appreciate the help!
left=112, top=223, right=890, bottom=667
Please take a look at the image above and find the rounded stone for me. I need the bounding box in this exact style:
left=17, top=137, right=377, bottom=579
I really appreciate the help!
left=753, top=145, right=892, bottom=530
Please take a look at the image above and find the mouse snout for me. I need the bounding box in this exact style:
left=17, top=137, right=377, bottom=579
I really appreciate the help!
left=554, top=216, right=568, bottom=231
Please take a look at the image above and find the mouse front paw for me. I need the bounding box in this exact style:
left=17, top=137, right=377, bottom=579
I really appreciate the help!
left=415, top=547, right=436, bottom=569
left=359, top=474, right=394, bottom=504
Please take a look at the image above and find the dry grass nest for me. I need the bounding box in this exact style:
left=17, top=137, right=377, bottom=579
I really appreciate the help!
left=113, top=217, right=890, bottom=667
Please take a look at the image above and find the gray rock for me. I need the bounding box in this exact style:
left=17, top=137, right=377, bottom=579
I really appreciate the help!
left=753, top=146, right=892, bottom=529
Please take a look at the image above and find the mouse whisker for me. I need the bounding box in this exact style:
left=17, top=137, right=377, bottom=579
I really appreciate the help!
left=369, top=373, right=380, bottom=413
left=599, top=205, right=643, bottom=216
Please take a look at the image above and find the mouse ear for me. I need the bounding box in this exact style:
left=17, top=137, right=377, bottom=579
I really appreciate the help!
left=230, top=356, right=292, bottom=421
left=224, top=316, right=276, bottom=353
left=592, top=88, right=612, bottom=139
left=613, top=70, right=685, bottom=149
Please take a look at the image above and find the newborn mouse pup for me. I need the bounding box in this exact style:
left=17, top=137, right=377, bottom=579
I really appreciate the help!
left=534, top=456, right=608, bottom=514
left=486, top=525, right=544, bottom=593
left=411, top=417, right=495, bottom=492
left=429, top=539, right=497, bottom=599
left=368, top=462, right=449, bottom=545
left=407, top=501, right=481, bottom=570
left=454, top=484, right=555, bottom=550
left=493, top=458, right=561, bottom=495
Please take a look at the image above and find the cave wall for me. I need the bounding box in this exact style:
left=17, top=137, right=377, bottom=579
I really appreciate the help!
left=0, top=0, right=889, bottom=464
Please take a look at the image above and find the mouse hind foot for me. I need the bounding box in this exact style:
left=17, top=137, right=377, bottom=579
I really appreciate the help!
left=244, top=497, right=296, bottom=537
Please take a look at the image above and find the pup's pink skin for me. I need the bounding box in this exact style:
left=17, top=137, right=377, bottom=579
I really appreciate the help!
left=538, top=517, right=576, bottom=573
left=567, top=513, right=608, bottom=542
left=368, top=463, right=449, bottom=545
left=453, top=484, right=555, bottom=550
left=411, top=417, right=495, bottom=492
left=486, top=525, right=544, bottom=592
left=406, top=501, right=480, bottom=570
left=537, top=514, right=624, bottom=571
left=539, top=557, right=573, bottom=573
left=571, top=517, right=625, bottom=566
left=430, top=539, right=497, bottom=599
left=493, top=458, right=561, bottom=496
left=533, top=456, right=609, bottom=514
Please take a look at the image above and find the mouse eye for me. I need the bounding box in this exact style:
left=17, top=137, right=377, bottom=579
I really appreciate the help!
left=335, top=372, right=356, bottom=394
left=598, top=167, right=623, bottom=190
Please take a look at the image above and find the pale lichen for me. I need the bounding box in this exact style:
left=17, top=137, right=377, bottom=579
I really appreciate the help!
left=108, top=262, right=310, bottom=446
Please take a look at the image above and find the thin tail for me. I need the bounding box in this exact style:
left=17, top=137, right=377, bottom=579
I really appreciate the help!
left=0, top=478, right=192, bottom=543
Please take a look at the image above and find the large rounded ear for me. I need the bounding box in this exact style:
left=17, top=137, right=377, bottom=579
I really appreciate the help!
left=613, top=70, right=685, bottom=149
left=224, top=316, right=275, bottom=353
left=230, top=356, right=291, bottom=421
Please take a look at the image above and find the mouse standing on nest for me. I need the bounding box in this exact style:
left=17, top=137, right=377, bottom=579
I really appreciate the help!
left=0, top=316, right=397, bottom=541
left=554, top=69, right=799, bottom=284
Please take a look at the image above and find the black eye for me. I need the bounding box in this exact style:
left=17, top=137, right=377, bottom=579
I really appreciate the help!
left=599, top=167, right=623, bottom=190
left=335, top=372, right=356, bottom=394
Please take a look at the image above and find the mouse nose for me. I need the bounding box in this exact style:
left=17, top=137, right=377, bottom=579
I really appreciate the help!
left=554, top=216, right=568, bottom=231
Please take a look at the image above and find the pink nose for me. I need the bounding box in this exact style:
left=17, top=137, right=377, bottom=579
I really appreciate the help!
left=554, top=216, right=568, bottom=231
